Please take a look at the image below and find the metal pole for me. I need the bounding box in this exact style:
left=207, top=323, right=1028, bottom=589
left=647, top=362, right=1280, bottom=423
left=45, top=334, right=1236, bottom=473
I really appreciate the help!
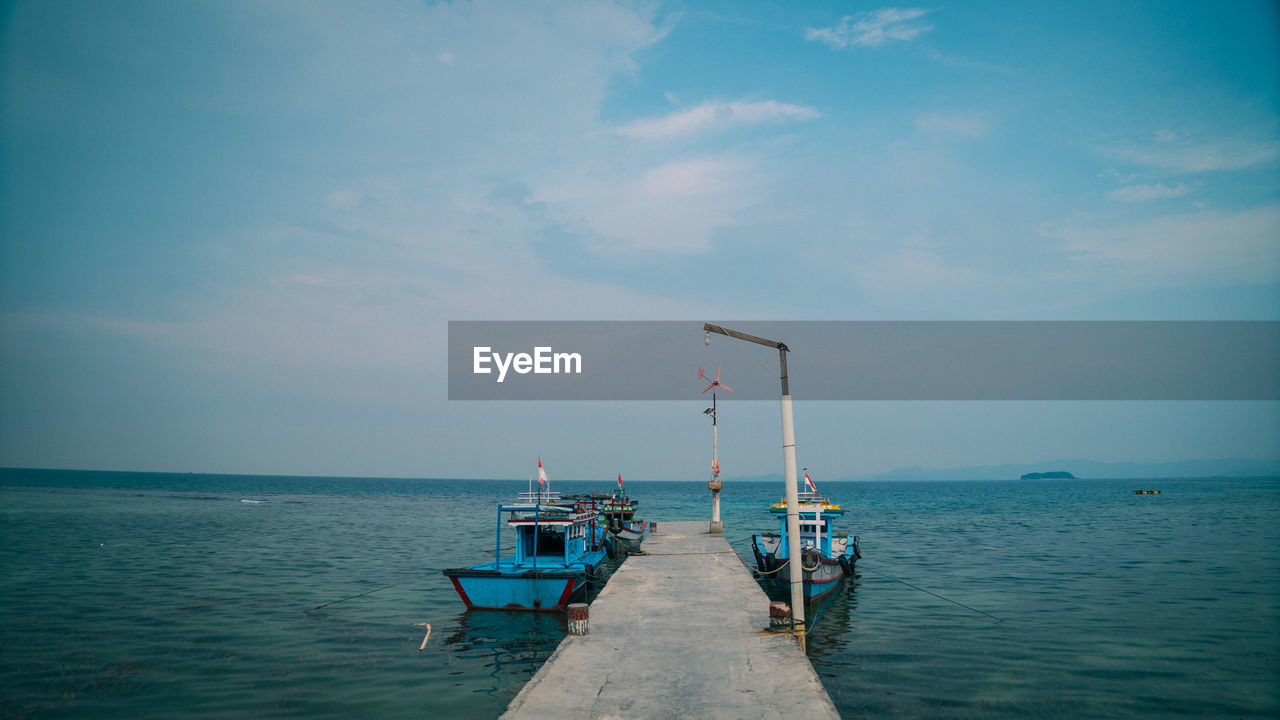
left=780, top=391, right=804, bottom=630
left=703, top=324, right=805, bottom=630
left=712, top=392, right=718, bottom=471
left=777, top=345, right=805, bottom=629
left=710, top=392, right=722, bottom=533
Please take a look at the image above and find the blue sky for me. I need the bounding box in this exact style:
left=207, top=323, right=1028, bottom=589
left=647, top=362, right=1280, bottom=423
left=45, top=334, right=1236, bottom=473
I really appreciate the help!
left=2, top=1, right=1278, bottom=480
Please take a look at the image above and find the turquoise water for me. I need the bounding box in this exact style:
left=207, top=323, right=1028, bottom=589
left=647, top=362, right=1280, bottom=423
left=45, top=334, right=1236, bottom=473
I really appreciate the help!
left=2, top=469, right=1277, bottom=718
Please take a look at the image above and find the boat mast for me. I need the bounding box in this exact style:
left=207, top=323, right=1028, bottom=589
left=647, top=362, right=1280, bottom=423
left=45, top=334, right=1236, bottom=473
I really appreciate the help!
left=703, top=323, right=806, bottom=634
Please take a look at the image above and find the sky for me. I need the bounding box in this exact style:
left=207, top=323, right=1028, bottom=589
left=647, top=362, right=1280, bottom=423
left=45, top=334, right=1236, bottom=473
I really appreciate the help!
left=2, top=0, right=1278, bottom=481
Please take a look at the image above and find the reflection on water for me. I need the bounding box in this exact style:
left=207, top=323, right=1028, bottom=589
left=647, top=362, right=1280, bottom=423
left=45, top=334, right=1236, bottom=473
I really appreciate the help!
left=804, top=574, right=861, bottom=664
left=443, top=610, right=567, bottom=688
left=434, top=551, right=623, bottom=698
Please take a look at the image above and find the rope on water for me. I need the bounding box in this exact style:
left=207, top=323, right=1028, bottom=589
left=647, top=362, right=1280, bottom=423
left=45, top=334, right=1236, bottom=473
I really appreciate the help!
left=413, top=622, right=432, bottom=650
left=861, top=565, right=1005, bottom=624
left=303, top=572, right=438, bottom=614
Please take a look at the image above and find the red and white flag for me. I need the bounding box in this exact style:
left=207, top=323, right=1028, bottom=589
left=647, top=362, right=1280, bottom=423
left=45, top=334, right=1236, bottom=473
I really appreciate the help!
left=617, top=473, right=623, bottom=489
left=538, top=457, right=548, bottom=487
left=804, top=470, right=817, bottom=493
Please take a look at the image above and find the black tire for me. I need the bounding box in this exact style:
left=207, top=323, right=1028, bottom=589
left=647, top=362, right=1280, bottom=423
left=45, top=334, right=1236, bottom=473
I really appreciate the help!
left=751, top=535, right=766, bottom=571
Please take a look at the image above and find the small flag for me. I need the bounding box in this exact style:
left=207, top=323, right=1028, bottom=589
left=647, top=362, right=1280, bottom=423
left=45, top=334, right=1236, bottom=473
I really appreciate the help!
left=618, top=473, right=623, bottom=488
left=712, top=459, right=720, bottom=478
left=804, top=470, right=817, bottom=493
left=538, top=457, right=547, bottom=487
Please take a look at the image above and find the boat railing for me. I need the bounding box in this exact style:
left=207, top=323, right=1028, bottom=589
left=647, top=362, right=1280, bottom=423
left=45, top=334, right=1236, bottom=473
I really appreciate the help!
left=774, top=493, right=836, bottom=509
left=517, top=490, right=562, bottom=504
left=501, top=504, right=577, bottom=516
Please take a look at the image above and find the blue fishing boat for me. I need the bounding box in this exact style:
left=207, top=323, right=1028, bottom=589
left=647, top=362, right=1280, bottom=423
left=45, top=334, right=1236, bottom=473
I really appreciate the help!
left=565, top=476, right=648, bottom=556
left=443, top=460, right=609, bottom=611
left=750, top=472, right=861, bottom=602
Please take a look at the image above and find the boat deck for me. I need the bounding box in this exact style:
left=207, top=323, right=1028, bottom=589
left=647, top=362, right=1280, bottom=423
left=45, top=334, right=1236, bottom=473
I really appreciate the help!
left=500, top=521, right=839, bottom=720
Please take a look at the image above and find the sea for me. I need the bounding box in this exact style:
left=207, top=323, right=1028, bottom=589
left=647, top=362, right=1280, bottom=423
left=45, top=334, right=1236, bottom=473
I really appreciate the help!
left=1, top=468, right=1277, bottom=719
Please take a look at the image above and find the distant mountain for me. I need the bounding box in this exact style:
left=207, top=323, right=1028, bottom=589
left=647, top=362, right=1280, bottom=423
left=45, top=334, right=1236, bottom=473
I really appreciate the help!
left=841, top=458, right=1280, bottom=482
left=722, top=472, right=784, bottom=484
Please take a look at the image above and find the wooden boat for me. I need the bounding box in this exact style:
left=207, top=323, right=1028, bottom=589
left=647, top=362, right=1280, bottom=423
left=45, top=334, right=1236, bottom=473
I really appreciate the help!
left=601, top=476, right=639, bottom=524
left=443, top=478, right=609, bottom=611
left=603, top=478, right=646, bottom=551
left=608, top=518, right=650, bottom=553
left=750, top=482, right=861, bottom=602
left=565, top=481, right=648, bottom=555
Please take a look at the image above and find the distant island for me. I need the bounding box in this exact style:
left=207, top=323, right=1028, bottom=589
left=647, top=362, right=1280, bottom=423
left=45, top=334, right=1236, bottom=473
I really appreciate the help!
left=1020, top=471, right=1075, bottom=479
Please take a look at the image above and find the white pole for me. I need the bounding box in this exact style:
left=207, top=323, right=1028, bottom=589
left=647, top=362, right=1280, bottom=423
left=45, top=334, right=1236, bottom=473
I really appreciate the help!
left=780, top=394, right=804, bottom=629
left=711, top=421, right=721, bottom=524
left=712, top=415, right=718, bottom=478
left=709, top=407, right=724, bottom=534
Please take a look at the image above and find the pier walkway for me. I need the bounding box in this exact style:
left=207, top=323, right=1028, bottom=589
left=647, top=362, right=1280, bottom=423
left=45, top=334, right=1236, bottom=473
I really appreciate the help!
left=501, top=521, right=840, bottom=720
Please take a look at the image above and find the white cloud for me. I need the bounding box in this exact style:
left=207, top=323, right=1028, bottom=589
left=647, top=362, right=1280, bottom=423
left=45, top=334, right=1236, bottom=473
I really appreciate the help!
left=1108, top=138, right=1280, bottom=173
left=806, top=8, right=932, bottom=49
left=1048, top=206, right=1280, bottom=286
left=618, top=99, right=819, bottom=141
left=848, top=246, right=1004, bottom=316
left=326, top=189, right=366, bottom=209
left=1105, top=183, right=1191, bottom=203
left=535, top=156, right=759, bottom=253
left=916, top=112, right=990, bottom=138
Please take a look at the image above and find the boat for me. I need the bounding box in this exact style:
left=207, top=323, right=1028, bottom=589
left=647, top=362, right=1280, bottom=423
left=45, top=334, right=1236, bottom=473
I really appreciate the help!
left=603, top=476, right=648, bottom=552
left=750, top=472, right=861, bottom=602
left=600, top=485, right=639, bottom=524
left=443, top=462, right=609, bottom=611
left=607, top=517, right=650, bottom=553
left=565, top=476, right=648, bottom=555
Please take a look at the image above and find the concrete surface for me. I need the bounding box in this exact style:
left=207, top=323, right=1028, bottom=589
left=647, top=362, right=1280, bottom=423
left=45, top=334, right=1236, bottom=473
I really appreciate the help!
left=501, top=521, right=840, bottom=720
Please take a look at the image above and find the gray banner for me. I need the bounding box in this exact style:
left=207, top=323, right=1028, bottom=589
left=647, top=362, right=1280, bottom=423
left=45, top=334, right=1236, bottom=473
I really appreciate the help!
left=447, top=321, right=1280, bottom=400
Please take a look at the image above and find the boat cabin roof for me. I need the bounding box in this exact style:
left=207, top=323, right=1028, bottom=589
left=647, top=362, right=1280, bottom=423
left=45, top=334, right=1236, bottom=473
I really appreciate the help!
left=499, top=503, right=599, bottom=526
left=769, top=493, right=845, bottom=516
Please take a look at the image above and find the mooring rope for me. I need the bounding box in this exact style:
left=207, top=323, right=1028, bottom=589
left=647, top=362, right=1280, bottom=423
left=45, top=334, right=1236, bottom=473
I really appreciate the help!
left=739, top=555, right=787, bottom=576
left=860, top=565, right=1005, bottom=623
left=302, top=572, right=439, bottom=614
left=729, top=540, right=1004, bottom=624
left=630, top=549, right=736, bottom=557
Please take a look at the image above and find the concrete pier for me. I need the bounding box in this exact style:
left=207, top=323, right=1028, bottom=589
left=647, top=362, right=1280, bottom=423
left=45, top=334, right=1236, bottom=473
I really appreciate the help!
left=501, top=521, right=839, bottom=720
